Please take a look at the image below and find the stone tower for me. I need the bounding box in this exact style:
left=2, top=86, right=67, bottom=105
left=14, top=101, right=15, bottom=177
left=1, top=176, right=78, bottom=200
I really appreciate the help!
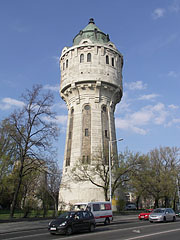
left=58, top=19, right=123, bottom=209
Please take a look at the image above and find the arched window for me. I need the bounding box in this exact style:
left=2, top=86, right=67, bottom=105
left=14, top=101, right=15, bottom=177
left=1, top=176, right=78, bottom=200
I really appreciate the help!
left=80, top=54, right=84, bottom=63
left=84, top=105, right=90, bottom=111
left=87, top=53, right=91, bottom=62
left=66, top=59, right=68, bottom=68
left=112, top=57, right=114, bottom=67
left=102, top=106, right=107, bottom=112
left=106, top=55, right=109, bottom=64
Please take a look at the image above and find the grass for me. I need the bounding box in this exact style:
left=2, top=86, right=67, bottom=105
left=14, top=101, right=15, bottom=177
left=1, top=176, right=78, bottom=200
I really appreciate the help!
left=0, top=209, right=56, bottom=220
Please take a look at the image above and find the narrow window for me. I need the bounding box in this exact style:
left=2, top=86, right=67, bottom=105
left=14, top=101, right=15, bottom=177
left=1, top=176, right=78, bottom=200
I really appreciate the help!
left=66, top=158, right=70, bottom=166
left=105, top=130, right=108, bottom=138
left=112, top=57, right=114, bottom=67
left=63, top=62, right=65, bottom=70
left=85, top=128, right=89, bottom=136
left=69, top=131, right=72, bottom=139
left=106, top=55, right=109, bottom=64
left=102, top=106, right=106, bottom=112
left=82, top=155, right=85, bottom=164
left=66, top=59, right=68, bottom=68
left=80, top=54, right=84, bottom=63
left=87, top=53, right=91, bottom=62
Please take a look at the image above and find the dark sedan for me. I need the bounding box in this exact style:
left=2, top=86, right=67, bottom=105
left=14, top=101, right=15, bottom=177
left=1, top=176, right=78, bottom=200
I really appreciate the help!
left=48, top=210, right=96, bottom=235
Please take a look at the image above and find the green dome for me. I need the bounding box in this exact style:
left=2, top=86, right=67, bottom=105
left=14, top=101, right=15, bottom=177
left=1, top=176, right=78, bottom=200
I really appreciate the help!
left=73, top=18, right=110, bottom=46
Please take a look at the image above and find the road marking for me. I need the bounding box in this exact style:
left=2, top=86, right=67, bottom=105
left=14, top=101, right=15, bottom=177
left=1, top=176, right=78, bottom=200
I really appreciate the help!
left=120, top=227, right=180, bottom=240
left=51, top=221, right=180, bottom=240
left=0, top=232, right=50, bottom=240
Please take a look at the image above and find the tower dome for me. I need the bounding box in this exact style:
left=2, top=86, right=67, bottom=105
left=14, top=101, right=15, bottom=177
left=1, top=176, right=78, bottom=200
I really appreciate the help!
left=73, top=18, right=110, bottom=45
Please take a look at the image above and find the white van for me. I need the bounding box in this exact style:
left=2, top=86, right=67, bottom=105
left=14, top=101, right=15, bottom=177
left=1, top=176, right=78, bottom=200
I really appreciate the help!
left=73, top=201, right=113, bottom=224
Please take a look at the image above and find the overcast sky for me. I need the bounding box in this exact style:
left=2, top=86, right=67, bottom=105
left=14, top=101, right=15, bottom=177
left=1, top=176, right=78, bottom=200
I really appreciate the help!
left=0, top=0, right=179, bottom=168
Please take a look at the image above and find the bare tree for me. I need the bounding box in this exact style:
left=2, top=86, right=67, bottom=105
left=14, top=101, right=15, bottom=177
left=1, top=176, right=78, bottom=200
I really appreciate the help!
left=71, top=149, right=139, bottom=201
left=46, top=162, right=62, bottom=217
left=6, top=85, right=59, bottom=218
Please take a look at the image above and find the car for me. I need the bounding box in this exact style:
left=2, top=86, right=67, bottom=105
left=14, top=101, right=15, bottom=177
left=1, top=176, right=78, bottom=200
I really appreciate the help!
left=48, top=210, right=96, bottom=235
left=138, top=209, right=153, bottom=220
left=125, top=204, right=136, bottom=210
left=73, top=201, right=113, bottom=225
left=175, top=210, right=180, bottom=217
left=149, top=208, right=176, bottom=223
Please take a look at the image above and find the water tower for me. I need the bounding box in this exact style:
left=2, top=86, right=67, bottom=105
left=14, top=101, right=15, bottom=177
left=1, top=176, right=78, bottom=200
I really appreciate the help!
left=58, top=19, right=123, bottom=209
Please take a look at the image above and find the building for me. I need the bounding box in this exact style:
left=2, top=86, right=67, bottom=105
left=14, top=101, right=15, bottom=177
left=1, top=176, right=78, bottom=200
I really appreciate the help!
left=58, top=19, right=123, bottom=209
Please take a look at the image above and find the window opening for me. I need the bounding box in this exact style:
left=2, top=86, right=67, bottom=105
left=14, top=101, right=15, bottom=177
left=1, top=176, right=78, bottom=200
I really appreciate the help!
left=102, top=106, right=106, bottom=112
left=106, top=55, right=109, bottom=64
left=85, top=128, right=89, bottom=136
left=87, top=53, right=91, bottom=62
left=105, top=130, right=108, bottom=138
left=80, top=54, right=84, bottom=63
left=84, top=105, right=90, bottom=110
left=112, top=57, right=114, bottom=67
left=66, top=59, right=68, bottom=68
left=66, top=158, right=70, bottom=166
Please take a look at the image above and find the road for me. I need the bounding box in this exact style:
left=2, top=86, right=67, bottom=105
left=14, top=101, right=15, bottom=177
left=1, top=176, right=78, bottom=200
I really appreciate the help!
left=0, top=216, right=180, bottom=240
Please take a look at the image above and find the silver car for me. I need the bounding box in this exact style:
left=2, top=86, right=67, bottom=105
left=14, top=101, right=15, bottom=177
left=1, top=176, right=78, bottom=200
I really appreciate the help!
left=149, top=208, right=176, bottom=223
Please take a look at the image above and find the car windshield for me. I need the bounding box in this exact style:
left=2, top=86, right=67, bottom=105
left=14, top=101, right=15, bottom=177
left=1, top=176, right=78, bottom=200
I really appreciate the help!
left=58, top=212, right=75, bottom=219
left=153, top=209, right=165, bottom=213
left=145, top=209, right=152, bottom=213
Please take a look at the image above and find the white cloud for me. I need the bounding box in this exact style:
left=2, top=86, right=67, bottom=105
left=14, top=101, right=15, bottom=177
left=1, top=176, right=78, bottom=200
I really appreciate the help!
left=168, top=71, right=178, bottom=78
left=115, top=103, right=169, bottom=135
left=116, top=92, right=131, bottom=113
left=43, top=84, right=59, bottom=92
left=116, top=118, right=148, bottom=135
left=52, top=102, right=67, bottom=110
left=43, top=115, right=67, bottom=125
left=125, top=81, right=147, bottom=91
left=138, top=94, right=159, bottom=101
left=0, top=98, right=25, bottom=110
left=166, top=118, right=180, bottom=127
left=168, top=104, right=179, bottom=109
left=152, top=8, right=166, bottom=19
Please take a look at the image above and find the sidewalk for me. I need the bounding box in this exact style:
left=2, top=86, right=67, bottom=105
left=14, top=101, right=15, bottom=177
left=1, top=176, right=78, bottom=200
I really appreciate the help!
left=0, top=215, right=138, bottom=234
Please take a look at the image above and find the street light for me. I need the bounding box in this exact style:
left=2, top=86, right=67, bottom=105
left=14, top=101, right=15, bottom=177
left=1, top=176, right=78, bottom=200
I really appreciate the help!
left=109, top=138, right=123, bottom=203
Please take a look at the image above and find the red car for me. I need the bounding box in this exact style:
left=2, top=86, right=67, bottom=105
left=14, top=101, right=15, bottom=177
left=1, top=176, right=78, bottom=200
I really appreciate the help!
left=138, top=209, right=153, bottom=220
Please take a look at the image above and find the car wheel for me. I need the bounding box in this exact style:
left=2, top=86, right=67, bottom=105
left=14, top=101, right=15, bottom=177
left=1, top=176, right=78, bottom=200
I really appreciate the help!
left=173, top=216, right=176, bottom=222
left=150, top=221, right=153, bottom=223
left=50, top=232, right=55, bottom=235
left=163, top=217, right=166, bottom=223
left=104, top=218, right=110, bottom=225
left=89, top=224, right=95, bottom=232
left=66, top=226, right=73, bottom=236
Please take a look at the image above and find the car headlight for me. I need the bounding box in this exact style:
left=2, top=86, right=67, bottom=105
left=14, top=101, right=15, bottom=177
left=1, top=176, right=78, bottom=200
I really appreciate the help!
left=158, top=215, right=162, bottom=218
left=59, top=221, right=67, bottom=227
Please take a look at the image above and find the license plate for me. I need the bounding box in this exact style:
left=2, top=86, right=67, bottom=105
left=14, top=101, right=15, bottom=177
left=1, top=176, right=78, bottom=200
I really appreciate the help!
left=50, top=227, right=56, bottom=230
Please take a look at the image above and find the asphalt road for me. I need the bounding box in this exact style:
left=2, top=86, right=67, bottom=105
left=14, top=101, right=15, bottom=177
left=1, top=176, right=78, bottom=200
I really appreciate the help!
left=0, top=216, right=180, bottom=240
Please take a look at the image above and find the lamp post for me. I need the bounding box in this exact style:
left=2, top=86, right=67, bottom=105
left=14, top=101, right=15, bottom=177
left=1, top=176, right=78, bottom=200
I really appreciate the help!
left=109, top=138, right=123, bottom=203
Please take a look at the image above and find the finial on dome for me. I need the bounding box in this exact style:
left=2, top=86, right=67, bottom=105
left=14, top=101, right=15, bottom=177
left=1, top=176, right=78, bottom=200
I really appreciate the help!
left=89, top=18, right=95, bottom=24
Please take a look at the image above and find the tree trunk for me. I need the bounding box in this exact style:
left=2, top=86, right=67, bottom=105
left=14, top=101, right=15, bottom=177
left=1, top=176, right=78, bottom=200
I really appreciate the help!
left=154, top=198, right=159, bottom=208
left=10, top=164, right=23, bottom=218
